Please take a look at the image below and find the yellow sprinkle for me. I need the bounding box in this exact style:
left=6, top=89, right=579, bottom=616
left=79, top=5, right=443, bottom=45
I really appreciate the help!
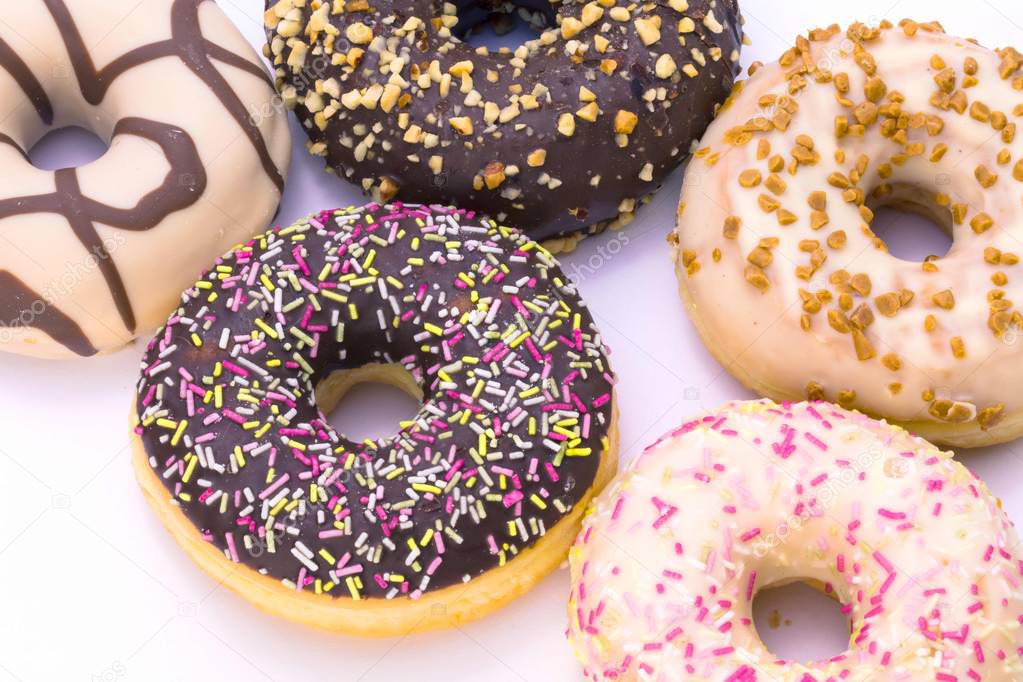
left=290, top=327, right=316, bottom=346
left=320, top=289, right=348, bottom=304
left=509, top=331, right=531, bottom=348
left=171, top=420, right=188, bottom=446
left=182, top=455, right=197, bottom=483
left=254, top=319, right=278, bottom=339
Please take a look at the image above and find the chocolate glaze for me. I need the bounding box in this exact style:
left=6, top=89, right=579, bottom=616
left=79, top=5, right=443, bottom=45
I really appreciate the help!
left=266, top=0, right=742, bottom=242
left=0, top=118, right=206, bottom=336
left=135, top=203, right=615, bottom=599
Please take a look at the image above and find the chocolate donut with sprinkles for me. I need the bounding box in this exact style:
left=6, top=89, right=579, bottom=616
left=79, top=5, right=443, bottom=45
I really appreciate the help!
left=675, top=21, right=1023, bottom=447
left=569, top=400, right=1023, bottom=681
left=263, top=0, right=743, bottom=250
left=131, top=203, right=618, bottom=635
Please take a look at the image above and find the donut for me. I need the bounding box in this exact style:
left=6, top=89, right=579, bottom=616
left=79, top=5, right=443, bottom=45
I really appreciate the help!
left=263, top=0, right=743, bottom=249
left=130, top=202, right=619, bottom=635
left=568, top=399, right=1023, bottom=680
left=0, top=0, right=290, bottom=359
left=673, top=21, right=1023, bottom=447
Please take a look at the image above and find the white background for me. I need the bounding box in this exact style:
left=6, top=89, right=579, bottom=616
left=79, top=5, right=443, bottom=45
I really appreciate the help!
left=2, top=0, right=1022, bottom=680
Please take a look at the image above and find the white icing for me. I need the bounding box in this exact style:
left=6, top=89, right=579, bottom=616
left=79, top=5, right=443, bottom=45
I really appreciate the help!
left=674, top=23, right=1023, bottom=442
left=568, top=399, right=1023, bottom=680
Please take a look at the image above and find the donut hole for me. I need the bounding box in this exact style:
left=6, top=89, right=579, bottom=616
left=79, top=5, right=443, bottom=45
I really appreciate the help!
left=316, top=363, right=424, bottom=442
left=27, top=126, right=108, bottom=171
left=866, top=182, right=954, bottom=262
left=449, top=0, right=553, bottom=50
left=752, top=580, right=851, bottom=663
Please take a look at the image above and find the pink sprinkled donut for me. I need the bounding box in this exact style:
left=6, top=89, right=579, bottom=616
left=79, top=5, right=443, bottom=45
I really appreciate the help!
left=568, top=399, right=1023, bottom=680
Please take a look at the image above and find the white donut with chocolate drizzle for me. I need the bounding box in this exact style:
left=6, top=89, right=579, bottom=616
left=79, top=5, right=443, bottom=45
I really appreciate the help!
left=0, top=0, right=290, bottom=358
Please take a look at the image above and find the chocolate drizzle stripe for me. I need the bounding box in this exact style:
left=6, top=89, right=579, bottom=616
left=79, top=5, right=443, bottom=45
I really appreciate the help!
left=0, top=270, right=97, bottom=356
left=0, top=37, right=54, bottom=125
left=0, top=133, right=28, bottom=161
left=42, top=0, right=284, bottom=193
left=0, top=117, right=207, bottom=336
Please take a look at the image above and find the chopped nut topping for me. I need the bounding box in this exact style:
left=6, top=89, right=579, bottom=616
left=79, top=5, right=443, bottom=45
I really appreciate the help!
left=483, top=161, right=506, bottom=189
left=977, top=405, right=1006, bottom=430
left=345, top=22, right=373, bottom=44
left=634, top=16, right=661, bottom=46
left=557, top=113, right=576, bottom=137
left=932, top=290, right=955, bottom=309
left=971, top=212, right=994, bottom=234
left=576, top=102, right=599, bottom=122
left=851, top=331, right=875, bottom=361
left=655, top=54, right=678, bottom=79
left=738, top=170, right=762, bottom=188
left=744, top=265, right=770, bottom=290
left=560, top=17, right=584, bottom=40
left=527, top=149, right=547, bottom=167
left=614, top=110, right=638, bottom=134
left=950, top=336, right=966, bottom=358
left=722, top=216, right=741, bottom=239
left=449, top=116, right=473, bottom=136
left=975, top=165, right=998, bottom=188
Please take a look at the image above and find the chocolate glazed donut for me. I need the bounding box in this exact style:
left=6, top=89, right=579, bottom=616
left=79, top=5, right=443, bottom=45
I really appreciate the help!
left=132, top=203, right=617, bottom=634
left=264, top=0, right=743, bottom=247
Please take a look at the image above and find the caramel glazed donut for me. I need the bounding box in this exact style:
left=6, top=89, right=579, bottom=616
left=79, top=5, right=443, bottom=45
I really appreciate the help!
left=673, top=21, right=1023, bottom=448
left=569, top=400, right=1023, bottom=681
left=263, top=0, right=743, bottom=250
left=131, top=203, right=619, bottom=635
left=0, top=0, right=290, bottom=359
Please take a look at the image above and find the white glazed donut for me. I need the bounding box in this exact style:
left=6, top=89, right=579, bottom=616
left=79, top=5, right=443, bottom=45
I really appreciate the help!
left=568, top=399, right=1023, bottom=681
left=673, top=21, right=1023, bottom=447
left=0, top=0, right=290, bottom=359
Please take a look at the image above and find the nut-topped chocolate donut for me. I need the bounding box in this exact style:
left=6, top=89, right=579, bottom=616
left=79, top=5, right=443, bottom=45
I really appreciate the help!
left=131, top=203, right=618, bottom=635
left=0, top=0, right=290, bottom=359
left=674, top=20, right=1023, bottom=447
left=263, top=0, right=743, bottom=248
